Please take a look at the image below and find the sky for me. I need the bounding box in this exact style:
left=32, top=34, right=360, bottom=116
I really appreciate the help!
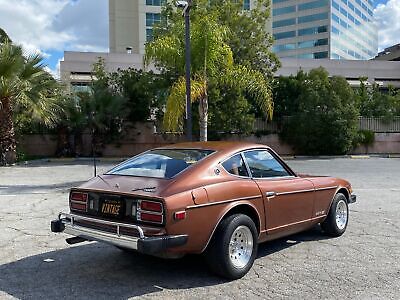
left=0, top=0, right=398, bottom=78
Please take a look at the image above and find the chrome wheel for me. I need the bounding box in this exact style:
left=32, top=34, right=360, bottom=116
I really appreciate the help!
left=335, top=199, right=348, bottom=230
left=228, top=225, right=253, bottom=269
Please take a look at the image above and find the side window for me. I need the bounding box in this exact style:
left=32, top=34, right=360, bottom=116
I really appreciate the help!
left=222, top=154, right=249, bottom=177
left=243, top=150, right=290, bottom=178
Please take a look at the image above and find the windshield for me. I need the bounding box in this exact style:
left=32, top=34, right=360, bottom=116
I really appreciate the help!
left=106, top=149, right=214, bottom=179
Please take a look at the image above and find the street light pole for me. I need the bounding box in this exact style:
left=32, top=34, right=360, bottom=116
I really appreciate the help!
left=184, top=4, right=192, bottom=141
left=177, top=0, right=193, bottom=141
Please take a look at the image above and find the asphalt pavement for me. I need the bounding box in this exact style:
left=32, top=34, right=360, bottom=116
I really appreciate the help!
left=0, top=158, right=399, bottom=299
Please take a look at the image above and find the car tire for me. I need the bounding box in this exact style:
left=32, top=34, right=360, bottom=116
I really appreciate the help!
left=204, top=214, right=258, bottom=280
left=321, top=193, right=349, bottom=237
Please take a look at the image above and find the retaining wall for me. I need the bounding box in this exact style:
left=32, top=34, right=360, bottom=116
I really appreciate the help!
left=18, top=125, right=400, bottom=158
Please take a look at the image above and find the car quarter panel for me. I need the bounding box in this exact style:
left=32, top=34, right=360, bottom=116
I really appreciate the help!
left=163, top=178, right=264, bottom=254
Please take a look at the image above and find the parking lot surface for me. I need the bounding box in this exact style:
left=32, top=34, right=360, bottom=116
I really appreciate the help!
left=0, top=157, right=399, bottom=299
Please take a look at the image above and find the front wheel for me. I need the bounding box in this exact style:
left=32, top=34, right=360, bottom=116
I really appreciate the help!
left=204, top=214, right=258, bottom=279
left=321, top=193, right=349, bottom=237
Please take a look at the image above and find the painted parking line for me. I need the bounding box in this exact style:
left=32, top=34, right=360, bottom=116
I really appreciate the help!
left=350, top=155, right=370, bottom=159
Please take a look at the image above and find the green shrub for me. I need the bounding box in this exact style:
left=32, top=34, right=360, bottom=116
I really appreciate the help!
left=354, top=130, right=375, bottom=147
left=275, top=68, right=359, bottom=155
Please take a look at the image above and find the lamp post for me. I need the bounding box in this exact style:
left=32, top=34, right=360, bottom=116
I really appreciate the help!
left=176, top=0, right=192, bottom=141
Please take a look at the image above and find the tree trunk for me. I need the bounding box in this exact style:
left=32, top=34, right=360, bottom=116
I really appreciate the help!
left=0, top=96, right=17, bottom=165
left=198, top=93, right=208, bottom=142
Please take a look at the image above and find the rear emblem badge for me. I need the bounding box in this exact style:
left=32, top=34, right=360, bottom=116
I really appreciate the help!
left=114, top=183, right=120, bottom=188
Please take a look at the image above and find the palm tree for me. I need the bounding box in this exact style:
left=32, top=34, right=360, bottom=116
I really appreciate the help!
left=0, top=29, right=63, bottom=165
left=145, top=3, right=273, bottom=141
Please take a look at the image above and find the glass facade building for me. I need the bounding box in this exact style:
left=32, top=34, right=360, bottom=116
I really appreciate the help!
left=272, top=0, right=378, bottom=59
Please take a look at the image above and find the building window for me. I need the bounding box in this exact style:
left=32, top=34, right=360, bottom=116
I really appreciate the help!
left=146, top=13, right=161, bottom=27
left=272, top=18, right=296, bottom=28
left=297, top=51, right=328, bottom=59
left=243, top=0, right=250, bottom=10
left=273, top=31, right=296, bottom=40
left=272, top=43, right=297, bottom=52
left=273, top=5, right=296, bottom=16
left=146, top=13, right=161, bottom=41
left=298, top=0, right=328, bottom=11
left=314, top=51, right=328, bottom=59
left=146, top=28, right=154, bottom=42
left=71, top=83, right=91, bottom=93
left=298, top=12, right=328, bottom=24
left=146, top=0, right=166, bottom=6
left=298, top=38, right=328, bottom=49
left=298, top=25, right=328, bottom=36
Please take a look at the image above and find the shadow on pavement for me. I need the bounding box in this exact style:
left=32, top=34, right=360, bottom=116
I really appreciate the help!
left=0, top=181, right=85, bottom=194
left=257, top=225, right=331, bottom=257
left=0, top=227, right=330, bottom=299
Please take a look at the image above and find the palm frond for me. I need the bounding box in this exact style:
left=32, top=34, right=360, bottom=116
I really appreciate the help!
left=222, top=65, right=274, bottom=120
left=144, top=35, right=184, bottom=72
left=163, top=75, right=206, bottom=131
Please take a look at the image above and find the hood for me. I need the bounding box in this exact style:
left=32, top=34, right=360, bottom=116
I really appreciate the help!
left=76, top=174, right=172, bottom=199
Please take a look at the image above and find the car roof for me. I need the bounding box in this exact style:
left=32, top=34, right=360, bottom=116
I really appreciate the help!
left=157, top=141, right=270, bottom=153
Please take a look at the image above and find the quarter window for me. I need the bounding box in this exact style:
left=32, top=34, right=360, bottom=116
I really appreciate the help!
left=222, top=154, right=249, bottom=177
left=243, top=150, right=290, bottom=178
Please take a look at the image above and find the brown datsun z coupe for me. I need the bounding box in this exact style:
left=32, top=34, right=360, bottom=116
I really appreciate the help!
left=51, top=142, right=356, bottom=279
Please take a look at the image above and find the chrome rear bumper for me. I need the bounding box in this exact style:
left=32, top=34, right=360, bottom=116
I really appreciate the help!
left=51, top=213, right=187, bottom=254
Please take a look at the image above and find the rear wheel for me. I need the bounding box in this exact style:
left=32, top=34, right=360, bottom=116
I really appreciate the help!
left=321, top=193, right=349, bottom=237
left=204, top=214, right=258, bottom=279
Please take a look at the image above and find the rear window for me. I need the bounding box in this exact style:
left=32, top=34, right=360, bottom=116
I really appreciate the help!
left=106, top=149, right=214, bottom=178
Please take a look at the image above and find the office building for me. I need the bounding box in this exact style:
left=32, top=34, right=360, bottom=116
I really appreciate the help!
left=272, top=0, right=378, bottom=60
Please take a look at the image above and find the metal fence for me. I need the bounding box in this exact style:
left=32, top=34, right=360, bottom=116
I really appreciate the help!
left=254, top=116, right=400, bottom=133
left=358, top=116, right=400, bottom=133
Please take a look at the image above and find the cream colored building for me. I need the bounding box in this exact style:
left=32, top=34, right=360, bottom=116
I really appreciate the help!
left=109, top=0, right=263, bottom=55
left=109, top=0, right=161, bottom=54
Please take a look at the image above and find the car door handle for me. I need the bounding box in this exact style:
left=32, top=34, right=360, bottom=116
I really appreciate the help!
left=266, top=191, right=276, bottom=198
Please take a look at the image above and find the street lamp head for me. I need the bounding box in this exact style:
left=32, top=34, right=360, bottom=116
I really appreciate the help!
left=175, top=0, right=188, bottom=8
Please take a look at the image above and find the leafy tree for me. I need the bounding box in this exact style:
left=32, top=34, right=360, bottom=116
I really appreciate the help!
left=275, top=68, right=359, bottom=155
left=145, top=0, right=274, bottom=141
left=210, top=0, right=280, bottom=78
left=357, top=78, right=400, bottom=119
left=63, top=60, right=169, bottom=155
left=63, top=59, right=127, bottom=154
left=113, top=68, right=170, bottom=124
left=0, top=29, right=63, bottom=165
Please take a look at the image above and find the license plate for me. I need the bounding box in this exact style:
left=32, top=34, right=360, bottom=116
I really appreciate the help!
left=101, top=199, right=122, bottom=216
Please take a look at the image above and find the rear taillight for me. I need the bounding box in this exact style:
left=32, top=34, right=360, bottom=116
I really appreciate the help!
left=139, top=200, right=163, bottom=213
left=137, top=200, right=164, bottom=224
left=70, top=191, right=88, bottom=212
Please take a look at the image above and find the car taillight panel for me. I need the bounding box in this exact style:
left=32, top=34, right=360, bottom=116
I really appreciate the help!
left=70, top=192, right=88, bottom=202
left=139, top=200, right=163, bottom=213
left=69, top=191, right=88, bottom=212
left=138, top=212, right=163, bottom=223
left=136, top=200, right=164, bottom=224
